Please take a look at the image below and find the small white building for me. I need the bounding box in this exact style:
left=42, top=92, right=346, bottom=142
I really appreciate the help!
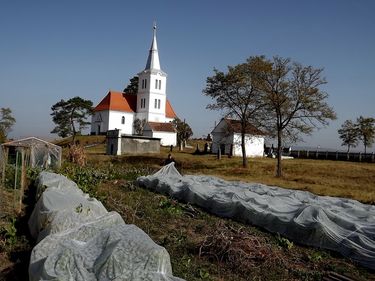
left=143, top=122, right=176, bottom=146
left=91, top=24, right=177, bottom=146
left=211, top=118, right=265, bottom=157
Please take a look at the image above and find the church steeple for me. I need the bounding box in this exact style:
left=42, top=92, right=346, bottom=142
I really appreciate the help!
left=145, top=23, right=161, bottom=70
left=137, top=23, right=167, bottom=124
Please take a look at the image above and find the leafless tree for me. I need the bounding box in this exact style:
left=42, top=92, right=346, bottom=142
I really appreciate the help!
left=203, top=57, right=267, bottom=168
left=259, top=57, right=336, bottom=177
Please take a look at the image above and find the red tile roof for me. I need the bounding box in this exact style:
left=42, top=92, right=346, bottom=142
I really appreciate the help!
left=94, top=91, right=177, bottom=119
left=147, top=122, right=176, bottom=132
left=94, top=91, right=137, bottom=112
left=166, top=100, right=177, bottom=119
left=224, top=118, right=266, bottom=135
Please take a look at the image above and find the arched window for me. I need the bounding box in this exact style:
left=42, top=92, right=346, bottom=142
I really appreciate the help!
left=121, top=116, right=125, bottom=124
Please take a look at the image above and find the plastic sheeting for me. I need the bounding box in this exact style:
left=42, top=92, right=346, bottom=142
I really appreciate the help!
left=1, top=137, right=62, bottom=169
left=28, top=171, right=184, bottom=281
left=137, top=163, right=375, bottom=270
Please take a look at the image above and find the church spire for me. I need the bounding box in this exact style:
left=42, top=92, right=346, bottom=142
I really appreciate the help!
left=145, top=23, right=161, bottom=70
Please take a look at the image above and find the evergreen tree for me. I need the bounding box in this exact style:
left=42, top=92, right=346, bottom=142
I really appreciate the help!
left=51, top=97, right=93, bottom=142
left=123, top=76, right=139, bottom=94
left=0, top=107, right=16, bottom=143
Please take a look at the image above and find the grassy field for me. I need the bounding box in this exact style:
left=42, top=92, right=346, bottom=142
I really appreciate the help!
left=0, top=138, right=374, bottom=280
left=85, top=140, right=375, bottom=204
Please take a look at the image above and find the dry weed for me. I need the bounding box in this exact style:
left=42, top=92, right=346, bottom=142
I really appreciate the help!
left=199, top=221, right=283, bottom=275
left=68, top=144, right=86, bottom=166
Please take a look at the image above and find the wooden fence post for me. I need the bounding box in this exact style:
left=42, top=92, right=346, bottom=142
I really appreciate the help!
left=19, top=148, right=26, bottom=213
left=1, top=146, right=8, bottom=185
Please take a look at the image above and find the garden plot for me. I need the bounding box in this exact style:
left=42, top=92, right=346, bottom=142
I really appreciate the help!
left=137, top=163, right=375, bottom=270
left=28, top=171, right=184, bottom=281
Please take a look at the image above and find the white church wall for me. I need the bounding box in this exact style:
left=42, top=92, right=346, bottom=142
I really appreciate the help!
left=91, top=111, right=110, bottom=135
left=108, top=111, right=134, bottom=135
left=147, top=92, right=166, bottom=122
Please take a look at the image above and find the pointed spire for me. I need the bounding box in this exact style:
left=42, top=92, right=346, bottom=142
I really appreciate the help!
left=145, top=22, right=161, bottom=70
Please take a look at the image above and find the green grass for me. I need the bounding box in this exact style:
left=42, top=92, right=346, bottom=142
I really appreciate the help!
left=87, top=141, right=375, bottom=204
left=84, top=160, right=373, bottom=281
left=1, top=137, right=374, bottom=280
left=71, top=143, right=375, bottom=280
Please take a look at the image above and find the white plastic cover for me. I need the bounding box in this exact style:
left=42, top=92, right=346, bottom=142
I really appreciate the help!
left=1, top=137, right=62, bottom=169
left=137, top=163, right=375, bottom=270
left=29, top=171, right=184, bottom=281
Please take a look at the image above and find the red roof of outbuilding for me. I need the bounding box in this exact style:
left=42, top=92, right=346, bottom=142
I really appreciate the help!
left=147, top=122, right=176, bottom=132
left=224, top=118, right=266, bottom=135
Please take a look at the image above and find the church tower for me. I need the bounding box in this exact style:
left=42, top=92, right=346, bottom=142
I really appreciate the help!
left=136, top=24, right=167, bottom=123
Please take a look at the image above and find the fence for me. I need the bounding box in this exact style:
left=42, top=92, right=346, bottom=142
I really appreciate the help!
left=289, top=150, right=375, bottom=163
left=0, top=146, right=30, bottom=213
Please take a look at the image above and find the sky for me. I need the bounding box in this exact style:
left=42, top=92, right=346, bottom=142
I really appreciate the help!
left=0, top=0, right=374, bottom=151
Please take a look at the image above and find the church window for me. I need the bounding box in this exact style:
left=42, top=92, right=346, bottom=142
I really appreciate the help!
left=158, top=80, right=161, bottom=90
left=121, top=116, right=125, bottom=124
left=157, top=99, right=161, bottom=109
left=154, top=98, right=157, bottom=108
left=141, top=79, right=148, bottom=89
left=155, top=79, right=158, bottom=89
left=141, top=98, right=146, bottom=108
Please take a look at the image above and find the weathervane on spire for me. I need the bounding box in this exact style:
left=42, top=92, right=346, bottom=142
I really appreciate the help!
left=153, top=20, right=157, bottom=30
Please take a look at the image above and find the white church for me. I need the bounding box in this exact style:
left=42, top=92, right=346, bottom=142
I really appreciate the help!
left=90, top=25, right=177, bottom=146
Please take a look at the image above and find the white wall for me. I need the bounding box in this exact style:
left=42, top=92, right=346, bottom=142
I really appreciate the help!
left=137, top=70, right=167, bottom=123
left=211, top=130, right=264, bottom=158
left=211, top=132, right=231, bottom=154
left=233, top=134, right=264, bottom=157
left=151, top=131, right=176, bottom=146
left=91, top=111, right=109, bottom=134
left=107, top=111, right=134, bottom=135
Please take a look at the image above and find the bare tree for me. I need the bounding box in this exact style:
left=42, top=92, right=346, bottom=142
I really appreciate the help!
left=172, top=117, right=193, bottom=151
left=203, top=57, right=266, bottom=168
left=259, top=56, right=336, bottom=177
left=133, top=118, right=146, bottom=135
left=356, top=116, right=375, bottom=154
left=338, top=120, right=359, bottom=153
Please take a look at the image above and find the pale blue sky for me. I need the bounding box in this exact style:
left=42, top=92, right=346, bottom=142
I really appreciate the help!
left=1, top=0, right=374, bottom=151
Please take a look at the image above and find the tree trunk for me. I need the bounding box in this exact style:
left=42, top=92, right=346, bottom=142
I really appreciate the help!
left=71, top=114, right=76, bottom=144
left=241, top=131, right=248, bottom=168
left=276, top=128, right=282, bottom=177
